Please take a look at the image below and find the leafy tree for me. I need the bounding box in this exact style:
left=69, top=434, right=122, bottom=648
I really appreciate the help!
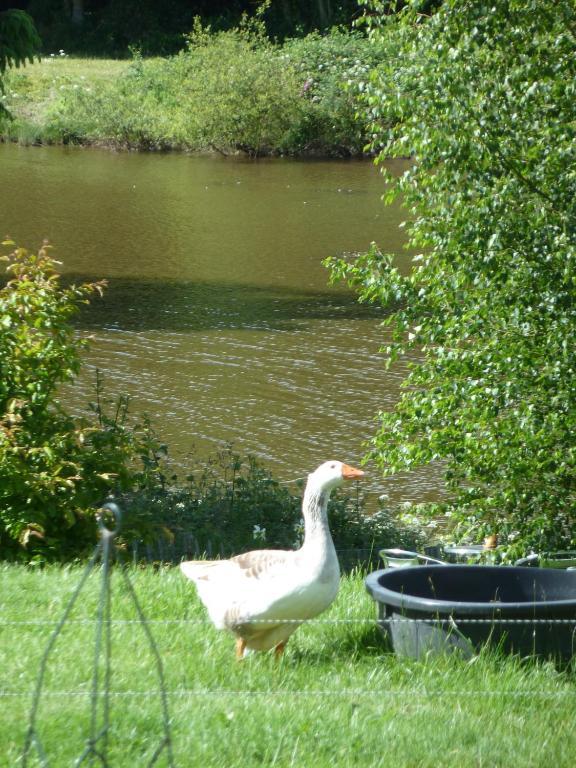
left=327, top=0, right=576, bottom=558
left=0, top=8, right=40, bottom=119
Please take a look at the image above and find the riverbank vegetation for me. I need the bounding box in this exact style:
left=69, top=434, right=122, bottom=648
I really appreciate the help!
left=0, top=242, right=423, bottom=562
left=1, top=15, right=386, bottom=156
left=328, top=0, right=576, bottom=558
left=2, top=564, right=576, bottom=766
left=2, top=1, right=575, bottom=562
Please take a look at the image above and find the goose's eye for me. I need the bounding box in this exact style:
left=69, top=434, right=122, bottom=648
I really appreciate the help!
left=330, top=463, right=336, bottom=469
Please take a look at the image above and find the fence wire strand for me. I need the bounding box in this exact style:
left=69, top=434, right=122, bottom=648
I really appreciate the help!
left=3, top=688, right=576, bottom=699
left=7, top=523, right=576, bottom=764
left=4, top=616, right=576, bottom=625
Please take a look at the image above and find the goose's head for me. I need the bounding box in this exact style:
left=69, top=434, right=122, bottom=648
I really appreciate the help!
left=308, top=460, right=365, bottom=493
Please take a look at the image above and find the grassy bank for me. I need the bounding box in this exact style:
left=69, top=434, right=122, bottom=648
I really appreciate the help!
left=1, top=26, right=388, bottom=156
left=1, top=57, right=130, bottom=146
left=1, top=564, right=575, bottom=766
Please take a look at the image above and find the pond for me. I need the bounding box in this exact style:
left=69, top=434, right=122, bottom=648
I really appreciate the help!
left=0, top=144, right=441, bottom=502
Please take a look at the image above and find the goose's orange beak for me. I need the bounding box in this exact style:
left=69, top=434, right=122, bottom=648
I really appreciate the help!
left=342, top=463, right=365, bottom=480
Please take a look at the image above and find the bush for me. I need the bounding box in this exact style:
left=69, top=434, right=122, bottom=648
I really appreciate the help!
left=281, top=29, right=387, bottom=155
left=39, top=19, right=390, bottom=155
left=44, top=16, right=305, bottom=153
left=0, top=242, right=165, bottom=560
left=130, top=446, right=424, bottom=561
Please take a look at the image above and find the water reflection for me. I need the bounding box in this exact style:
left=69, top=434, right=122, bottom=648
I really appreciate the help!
left=76, top=277, right=385, bottom=333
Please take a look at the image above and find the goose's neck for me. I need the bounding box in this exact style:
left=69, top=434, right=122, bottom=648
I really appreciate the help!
left=301, top=484, right=334, bottom=550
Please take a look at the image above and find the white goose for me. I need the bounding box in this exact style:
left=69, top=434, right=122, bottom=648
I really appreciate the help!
left=180, top=460, right=364, bottom=658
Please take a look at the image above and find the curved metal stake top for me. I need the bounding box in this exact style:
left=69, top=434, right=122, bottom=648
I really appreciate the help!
left=97, top=502, right=123, bottom=540
left=22, top=502, right=175, bottom=768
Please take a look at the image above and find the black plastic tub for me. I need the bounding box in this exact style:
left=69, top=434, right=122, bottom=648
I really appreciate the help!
left=366, top=566, right=576, bottom=661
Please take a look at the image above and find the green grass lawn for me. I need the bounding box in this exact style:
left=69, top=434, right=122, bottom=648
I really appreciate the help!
left=1, top=563, right=575, bottom=767
left=2, top=57, right=130, bottom=144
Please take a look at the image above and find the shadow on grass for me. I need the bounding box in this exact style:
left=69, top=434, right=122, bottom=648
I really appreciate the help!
left=290, top=624, right=391, bottom=664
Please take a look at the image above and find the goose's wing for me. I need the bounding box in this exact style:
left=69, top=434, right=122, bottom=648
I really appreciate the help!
left=180, top=549, right=295, bottom=583
left=229, top=549, right=298, bottom=579
left=180, top=550, right=299, bottom=629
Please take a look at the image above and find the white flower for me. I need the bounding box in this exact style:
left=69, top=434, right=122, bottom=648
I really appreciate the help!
left=253, top=524, right=266, bottom=542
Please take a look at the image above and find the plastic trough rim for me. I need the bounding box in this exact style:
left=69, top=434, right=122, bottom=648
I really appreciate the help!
left=365, top=565, right=576, bottom=616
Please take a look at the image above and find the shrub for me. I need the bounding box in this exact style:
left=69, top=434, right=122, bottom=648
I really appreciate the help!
left=38, top=17, right=391, bottom=155
left=281, top=29, right=387, bottom=155
left=0, top=242, right=165, bottom=560
left=44, top=15, right=305, bottom=154
left=130, top=446, right=424, bottom=561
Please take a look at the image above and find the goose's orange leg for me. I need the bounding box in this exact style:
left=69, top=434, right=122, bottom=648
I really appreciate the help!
left=274, top=641, right=287, bottom=659
left=236, top=637, right=246, bottom=660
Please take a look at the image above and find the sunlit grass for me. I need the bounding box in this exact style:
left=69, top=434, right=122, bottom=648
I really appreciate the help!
left=2, top=57, right=130, bottom=142
left=1, top=564, right=575, bottom=767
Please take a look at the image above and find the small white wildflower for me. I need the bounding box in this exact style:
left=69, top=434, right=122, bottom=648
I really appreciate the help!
left=253, top=524, right=266, bottom=542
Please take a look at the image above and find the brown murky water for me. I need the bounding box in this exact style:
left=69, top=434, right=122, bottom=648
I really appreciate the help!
left=1, top=144, right=441, bottom=502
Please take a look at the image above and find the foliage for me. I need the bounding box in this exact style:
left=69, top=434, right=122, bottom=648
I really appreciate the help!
left=326, top=0, right=576, bottom=558
left=6, top=21, right=388, bottom=156
left=0, top=243, right=166, bottom=561
left=281, top=28, right=388, bottom=154
left=174, top=13, right=305, bottom=156
left=0, top=9, right=41, bottom=120
left=130, top=446, right=423, bottom=560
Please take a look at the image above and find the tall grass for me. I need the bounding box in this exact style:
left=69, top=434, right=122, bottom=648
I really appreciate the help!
left=1, top=564, right=575, bottom=766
